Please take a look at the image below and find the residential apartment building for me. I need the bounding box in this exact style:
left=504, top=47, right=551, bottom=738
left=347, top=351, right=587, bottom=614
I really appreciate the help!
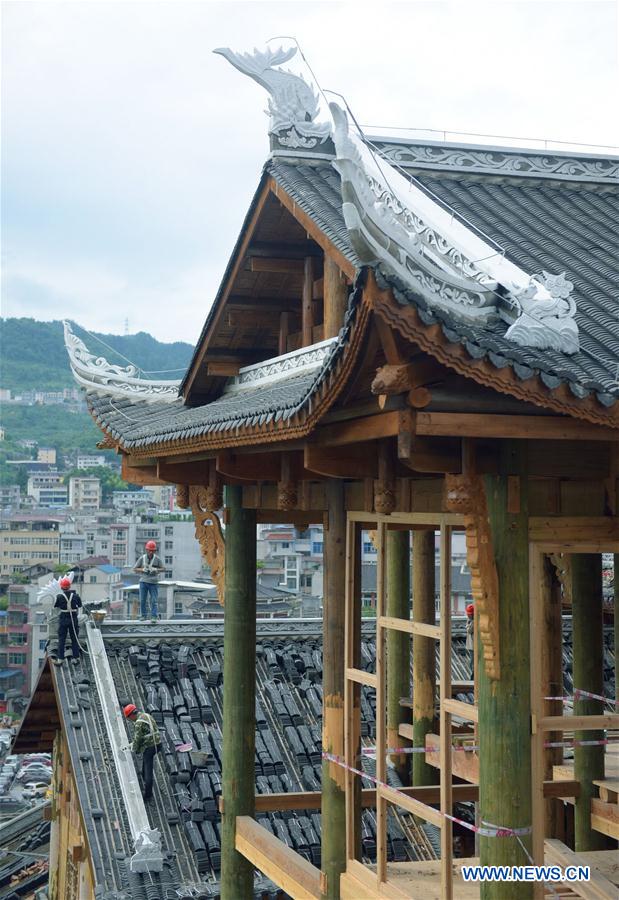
left=0, top=514, right=61, bottom=578
left=0, top=485, right=20, bottom=509
left=26, top=472, right=67, bottom=507
left=0, top=588, right=31, bottom=714
left=68, top=476, right=101, bottom=511
left=37, top=447, right=57, bottom=464
left=76, top=453, right=109, bottom=469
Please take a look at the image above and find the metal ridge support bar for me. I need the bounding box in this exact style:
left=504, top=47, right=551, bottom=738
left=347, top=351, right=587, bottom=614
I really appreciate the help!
left=86, top=620, right=163, bottom=872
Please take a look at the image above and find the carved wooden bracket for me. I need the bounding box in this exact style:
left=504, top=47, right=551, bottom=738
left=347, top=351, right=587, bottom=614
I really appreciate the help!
left=177, top=484, right=225, bottom=606
left=445, top=473, right=500, bottom=680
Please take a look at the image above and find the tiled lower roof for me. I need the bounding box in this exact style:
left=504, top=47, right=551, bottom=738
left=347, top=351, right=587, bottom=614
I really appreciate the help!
left=268, top=159, right=619, bottom=410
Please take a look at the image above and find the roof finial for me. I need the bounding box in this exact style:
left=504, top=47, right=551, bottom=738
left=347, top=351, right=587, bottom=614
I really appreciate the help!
left=214, top=44, right=334, bottom=157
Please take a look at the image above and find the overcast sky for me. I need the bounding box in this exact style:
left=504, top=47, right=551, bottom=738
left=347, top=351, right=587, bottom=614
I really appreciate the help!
left=2, top=0, right=618, bottom=348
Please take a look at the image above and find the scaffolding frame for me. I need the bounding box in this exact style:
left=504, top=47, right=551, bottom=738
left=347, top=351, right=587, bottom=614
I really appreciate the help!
left=343, top=511, right=466, bottom=899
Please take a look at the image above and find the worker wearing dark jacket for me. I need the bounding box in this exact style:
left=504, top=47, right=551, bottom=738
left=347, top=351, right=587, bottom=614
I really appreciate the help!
left=124, top=704, right=161, bottom=800
left=53, top=577, right=82, bottom=665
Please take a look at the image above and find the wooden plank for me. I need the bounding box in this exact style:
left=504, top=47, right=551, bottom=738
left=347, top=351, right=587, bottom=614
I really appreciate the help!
left=157, top=460, right=209, bottom=484
left=425, top=732, right=480, bottom=784
left=592, top=777, right=618, bottom=803
left=324, top=256, right=348, bottom=339
left=577, top=851, right=619, bottom=888
left=375, top=521, right=387, bottom=885
left=346, top=667, right=377, bottom=689
left=416, top=412, right=619, bottom=442
left=121, top=456, right=166, bottom=485
left=590, top=798, right=619, bottom=840
left=249, top=784, right=483, bottom=813
left=537, top=714, right=618, bottom=731
left=379, top=615, right=440, bottom=640
left=235, top=816, right=321, bottom=899
left=378, top=783, right=444, bottom=828
left=442, top=697, right=479, bottom=723
left=206, top=361, right=241, bottom=376
left=544, top=839, right=617, bottom=899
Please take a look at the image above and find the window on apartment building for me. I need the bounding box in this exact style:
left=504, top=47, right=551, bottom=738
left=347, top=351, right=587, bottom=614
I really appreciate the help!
left=9, top=633, right=27, bottom=645
left=165, top=570, right=172, bottom=578
left=8, top=653, right=26, bottom=665
left=89, top=575, right=97, bottom=583
left=312, top=542, right=323, bottom=554
left=363, top=542, right=377, bottom=554
left=164, top=541, right=173, bottom=550
left=165, top=556, right=173, bottom=565
left=113, top=544, right=125, bottom=555
left=286, top=576, right=297, bottom=589
left=39, top=640, right=47, bottom=651
left=165, top=527, right=173, bottom=536
left=280, top=542, right=290, bottom=549
left=174, top=601, right=184, bottom=615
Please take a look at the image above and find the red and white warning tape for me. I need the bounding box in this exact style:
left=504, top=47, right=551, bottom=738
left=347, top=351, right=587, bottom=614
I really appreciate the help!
left=322, top=751, right=531, bottom=839
left=544, top=688, right=617, bottom=707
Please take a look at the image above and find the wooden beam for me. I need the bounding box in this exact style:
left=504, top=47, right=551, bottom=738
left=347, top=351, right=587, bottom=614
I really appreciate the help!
left=386, top=530, right=411, bottom=783
left=304, top=445, right=378, bottom=479
left=416, top=412, right=619, bottom=442
left=313, top=411, right=401, bottom=448
left=323, top=256, right=348, bottom=340
left=121, top=457, right=166, bottom=486
left=247, top=240, right=322, bottom=259
left=157, top=460, right=209, bottom=484
left=250, top=257, right=305, bottom=274
left=536, top=714, right=618, bottom=732
left=302, top=257, right=315, bottom=347
left=216, top=451, right=282, bottom=482
left=235, top=816, right=321, bottom=899
left=529, top=517, right=619, bottom=545
left=227, top=295, right=300, bottom=312
left=205, top=360, right=242, bottom=377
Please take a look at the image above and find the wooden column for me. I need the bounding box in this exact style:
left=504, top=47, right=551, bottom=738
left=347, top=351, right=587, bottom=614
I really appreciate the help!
left=387, top=529, right=411, bottom=783
left=221, top=484, right=257, bottom=900
left=323, top=256, right=348, bottom=339
left=302, top=257, right=315, bottom=347
left=572, top=553, right=606, bottom=851
left=479, top=443, right=532, bottom=898
left=412, top=529, right=437, bottom=786
left=322, top=480, right=346, bottom=899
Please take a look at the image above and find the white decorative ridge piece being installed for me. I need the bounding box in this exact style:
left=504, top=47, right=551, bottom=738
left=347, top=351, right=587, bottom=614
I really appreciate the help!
left=329, top=103, right=579, bottom=353
left=214, top=45, right=334, bottom=156
left=64, top=321, right=181, bottom=402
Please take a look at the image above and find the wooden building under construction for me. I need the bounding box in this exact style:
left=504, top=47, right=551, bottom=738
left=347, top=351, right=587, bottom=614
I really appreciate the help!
left=21, top=44, right=619, bottom=899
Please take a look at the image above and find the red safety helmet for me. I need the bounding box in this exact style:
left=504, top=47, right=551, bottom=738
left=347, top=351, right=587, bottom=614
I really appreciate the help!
left=466, top=603, right=475, bottom=616
left=145, top=540, right=157, bottom=551
left=123, top=704, right=138, bottom=718
left=59, top=577, right=72, bottom=590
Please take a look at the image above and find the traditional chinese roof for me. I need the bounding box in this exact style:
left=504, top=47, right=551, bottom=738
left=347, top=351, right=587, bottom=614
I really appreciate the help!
left=66, top=45, right=619, bottom=451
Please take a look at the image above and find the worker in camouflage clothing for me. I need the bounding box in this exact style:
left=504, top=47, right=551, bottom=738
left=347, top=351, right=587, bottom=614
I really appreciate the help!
left=123, top=703, right=161, bottom=801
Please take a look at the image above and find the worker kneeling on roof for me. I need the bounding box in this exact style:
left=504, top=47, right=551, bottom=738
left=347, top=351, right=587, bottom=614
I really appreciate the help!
left=124, top=704, right=161, bottom=801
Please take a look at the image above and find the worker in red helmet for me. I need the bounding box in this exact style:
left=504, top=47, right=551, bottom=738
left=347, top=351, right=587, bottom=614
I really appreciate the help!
left=134, top=540, right=164, bottom=622
left=52, top=575, right=82, bottom=666
left=123, top=703, right=161, bottom=801
left=465, top=603, right=475, bottom=680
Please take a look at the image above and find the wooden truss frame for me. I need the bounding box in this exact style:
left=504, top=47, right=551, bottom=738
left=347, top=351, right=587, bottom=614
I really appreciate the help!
left=343, top=511, right=466, bottom=899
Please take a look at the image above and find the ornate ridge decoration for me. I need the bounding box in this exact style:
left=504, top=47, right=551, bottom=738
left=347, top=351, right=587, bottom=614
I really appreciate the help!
left=223, top=338, right=338, bottom=394
left=372, top=142, right=619, bottom=184
left=444, top=473, right=500, bottom=680
left=213, top=45, right=333, bottom=156
left=184, top=485, right=225, bottom=606
left=63, top=321, right=180, bottom=403
left=330, top=104, right=580, bottom=353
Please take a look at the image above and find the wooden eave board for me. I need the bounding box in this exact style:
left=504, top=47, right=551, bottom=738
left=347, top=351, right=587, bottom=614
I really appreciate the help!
left=12, top=659, right=60, bottom=753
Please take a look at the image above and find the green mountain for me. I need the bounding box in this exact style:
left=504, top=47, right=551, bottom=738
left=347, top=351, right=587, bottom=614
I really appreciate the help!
left=0, top=318, right=194, bottom=467
left=0, top=318, right=193, bottom=392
